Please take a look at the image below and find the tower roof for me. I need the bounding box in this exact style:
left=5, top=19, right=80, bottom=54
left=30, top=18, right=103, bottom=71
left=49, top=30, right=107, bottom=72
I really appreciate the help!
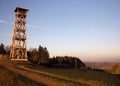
left=14, top=7, right=29, bottom=12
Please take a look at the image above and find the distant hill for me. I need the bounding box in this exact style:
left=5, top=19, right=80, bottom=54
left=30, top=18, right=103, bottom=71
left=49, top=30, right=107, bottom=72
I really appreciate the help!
left=108, top=64, right=120, bottom=74
left=85, top=62, right=120, bottom=74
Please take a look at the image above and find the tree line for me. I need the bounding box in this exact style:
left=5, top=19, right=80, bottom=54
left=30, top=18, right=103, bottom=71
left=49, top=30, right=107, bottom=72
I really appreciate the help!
left=0, top=43, right=86, bottom=68
left=49, top=56, right=86, bottom=68
left=27, top=45, right=49, bottom=65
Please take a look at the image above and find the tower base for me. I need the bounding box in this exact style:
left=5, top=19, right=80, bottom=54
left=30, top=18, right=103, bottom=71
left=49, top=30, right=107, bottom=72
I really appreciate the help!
left=11, top=59, right=28, bottom=61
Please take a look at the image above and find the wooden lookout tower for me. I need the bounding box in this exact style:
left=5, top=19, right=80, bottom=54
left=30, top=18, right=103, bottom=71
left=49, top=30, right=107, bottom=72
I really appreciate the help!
left=10, top=7, right=29, bottom=60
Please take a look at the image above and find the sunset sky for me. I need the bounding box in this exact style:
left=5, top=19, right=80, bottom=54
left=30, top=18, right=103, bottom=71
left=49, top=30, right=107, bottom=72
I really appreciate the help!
left=0, top=0, right=120, bottom=62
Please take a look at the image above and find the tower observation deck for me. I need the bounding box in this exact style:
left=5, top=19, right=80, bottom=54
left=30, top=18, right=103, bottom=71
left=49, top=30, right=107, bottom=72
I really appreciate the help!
left=10, top=7, right=29, bottom=60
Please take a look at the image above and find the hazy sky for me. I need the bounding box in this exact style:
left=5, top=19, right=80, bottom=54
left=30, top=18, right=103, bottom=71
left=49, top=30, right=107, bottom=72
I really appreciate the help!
left=0, top=0, right=120, bottom=62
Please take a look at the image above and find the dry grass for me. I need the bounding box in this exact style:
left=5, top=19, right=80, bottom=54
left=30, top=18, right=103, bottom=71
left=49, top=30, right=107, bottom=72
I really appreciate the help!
left=0, top=61, right=120, bottom=86
left=0, top=61, right=87, bottom=86
left=24, top=64, right=120, bottom=86
left=0, top=66, right=43, bottom=86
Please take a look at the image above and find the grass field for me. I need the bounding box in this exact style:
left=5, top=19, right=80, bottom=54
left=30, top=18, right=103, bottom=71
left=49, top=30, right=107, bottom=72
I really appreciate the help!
left=25, top=64, right=120, bottom=86
left=0, top=65, right=44, bottom=86
left=0, top=61, right=120, bottom=86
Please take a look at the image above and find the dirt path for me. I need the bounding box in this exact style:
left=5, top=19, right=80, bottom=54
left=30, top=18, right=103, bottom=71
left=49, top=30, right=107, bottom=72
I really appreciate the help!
left=0, top=61, right=89, bottom=86
left=16, top=65, right=90, bottom=86
left=0, top=61, right=57, bottom=86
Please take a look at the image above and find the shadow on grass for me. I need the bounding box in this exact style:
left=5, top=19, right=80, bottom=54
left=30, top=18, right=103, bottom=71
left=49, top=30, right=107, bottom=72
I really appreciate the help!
left=0, top=65, right=46, bottom=86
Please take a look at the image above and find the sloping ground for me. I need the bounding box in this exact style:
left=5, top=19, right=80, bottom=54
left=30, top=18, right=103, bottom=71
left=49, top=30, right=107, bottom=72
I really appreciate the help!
left=7, top=61, right=120, bottom=86
left=16, top=65, right=89, bottom=86
left=85, top=62, right=120, bottom=69
left=85, top=62, right=120, bottom=74
left=108, top=64, right=120, bottom=74
left=0, top=65, right=44, bottom=86
left=0, top=61, right=88, bottom=86
left=23, top=64, right=120, bottom=86
left=0, top=61, right=120, bottom=86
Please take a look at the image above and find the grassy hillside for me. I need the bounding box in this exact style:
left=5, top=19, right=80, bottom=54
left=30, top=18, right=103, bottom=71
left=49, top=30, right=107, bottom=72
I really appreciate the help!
left=0, top=65, right=44, bottom=86
left=0, top=61, right=120, bottom=86
left=109, top=64, right=120, bottom=74
left=85, top=62, right=120, bottom=74
left=25, top=64, right=120, bottom=86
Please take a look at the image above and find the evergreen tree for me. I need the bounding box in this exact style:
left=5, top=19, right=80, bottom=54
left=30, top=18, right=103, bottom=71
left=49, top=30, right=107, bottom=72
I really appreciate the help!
left=0, top=43, right=6, bottom=55
left=38, top=46, right=49, bottom=65
left=38, top=46, right=43, bottom=64
left=28, top=45, right=50, bottom=65
left=29, top=48, right=38, bottom=63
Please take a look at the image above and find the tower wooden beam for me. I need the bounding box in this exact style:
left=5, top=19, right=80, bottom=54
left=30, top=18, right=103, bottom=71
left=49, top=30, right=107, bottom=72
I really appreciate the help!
left=10, top=7, right=29, bottom=60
